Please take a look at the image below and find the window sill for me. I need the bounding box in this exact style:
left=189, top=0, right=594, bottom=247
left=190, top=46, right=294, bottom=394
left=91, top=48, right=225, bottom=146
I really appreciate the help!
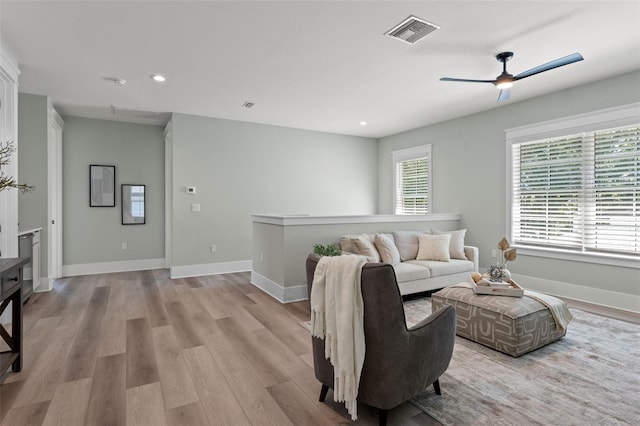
left=514, top=245, right=639, bottom=269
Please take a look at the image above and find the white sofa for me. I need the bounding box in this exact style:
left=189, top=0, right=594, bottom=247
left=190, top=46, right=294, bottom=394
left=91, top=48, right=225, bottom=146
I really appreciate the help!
left=340, top=230, right=479, bottom=296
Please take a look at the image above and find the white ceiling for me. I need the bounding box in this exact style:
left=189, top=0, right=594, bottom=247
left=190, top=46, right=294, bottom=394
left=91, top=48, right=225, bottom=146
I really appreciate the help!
left=1, top=1, right=639, bottom=138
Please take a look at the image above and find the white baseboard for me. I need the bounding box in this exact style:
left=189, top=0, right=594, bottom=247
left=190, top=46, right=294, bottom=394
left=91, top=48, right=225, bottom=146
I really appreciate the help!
left=62, top=258, right=166, bottom=277
left=170, top=260, right=252, bottom=279
left=512, top=272, right=640, bottom=314
left=250, top=271, right=308, bottom=304
left=34, top=277, right=54, bottom=292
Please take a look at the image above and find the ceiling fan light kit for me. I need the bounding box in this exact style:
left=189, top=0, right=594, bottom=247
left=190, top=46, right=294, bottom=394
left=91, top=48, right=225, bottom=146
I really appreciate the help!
left=440, top=51, right=584, bottom=102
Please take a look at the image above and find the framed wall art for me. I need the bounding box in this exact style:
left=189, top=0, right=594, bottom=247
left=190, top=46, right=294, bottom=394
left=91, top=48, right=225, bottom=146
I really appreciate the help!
left=122, top=184, right=146, bottom=225
left=89, top=165, right=115, bottom=207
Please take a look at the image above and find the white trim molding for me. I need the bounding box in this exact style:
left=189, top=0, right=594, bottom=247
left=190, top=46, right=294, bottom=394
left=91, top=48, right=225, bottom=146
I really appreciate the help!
left=512, top=272, right=640, bottom=314
left=0, top=46, right=21, bottom=82
left=251, top=213, right=461, bottom=226
left=170, top=259, right=251, bottom=279
left=63, top=258, right=166, bottom=277
left=250, top=271, right=308, bottom=303
left=34, top=276, right=54, bottom=292
left=516, top=245, right=639, bottom=269
left=505, top=102, right=640, bottom=143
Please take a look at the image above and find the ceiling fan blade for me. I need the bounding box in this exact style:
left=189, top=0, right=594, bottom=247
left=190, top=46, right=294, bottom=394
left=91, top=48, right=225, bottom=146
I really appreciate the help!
left=440, top=77, right=496, bottom=84
left=497, top=88, right=511, bottom=102
left=514, top=53, right=584, bottom=81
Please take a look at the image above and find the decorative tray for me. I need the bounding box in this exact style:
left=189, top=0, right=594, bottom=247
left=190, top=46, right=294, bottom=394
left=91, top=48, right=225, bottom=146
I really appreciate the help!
left=469, top=276, right=524, bottom=298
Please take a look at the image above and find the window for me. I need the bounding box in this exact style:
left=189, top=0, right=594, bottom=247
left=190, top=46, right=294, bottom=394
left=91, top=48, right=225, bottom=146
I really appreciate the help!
left=507, top=103, right=639, bottom=267
left=393, top=145, right=432, bottom=214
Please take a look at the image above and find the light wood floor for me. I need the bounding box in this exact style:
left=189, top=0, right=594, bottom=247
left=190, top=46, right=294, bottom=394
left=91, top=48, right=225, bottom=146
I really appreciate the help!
left=0, top=270, right=435, bottom=426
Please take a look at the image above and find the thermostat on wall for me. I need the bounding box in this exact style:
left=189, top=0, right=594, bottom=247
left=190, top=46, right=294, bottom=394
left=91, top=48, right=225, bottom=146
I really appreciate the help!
left=186, top=186, right=196, bottom=194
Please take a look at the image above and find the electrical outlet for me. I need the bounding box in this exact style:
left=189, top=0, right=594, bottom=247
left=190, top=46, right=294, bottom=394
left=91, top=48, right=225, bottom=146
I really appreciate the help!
left=210, top=244, right=217, bottom=253
left=122, top=242, right=127, bottom=250
left=491, top=249, right=497, bottom=258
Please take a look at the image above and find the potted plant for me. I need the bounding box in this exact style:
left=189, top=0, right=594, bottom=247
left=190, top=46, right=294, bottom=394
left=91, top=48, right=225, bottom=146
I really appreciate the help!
left=497, top=237, right=517, bottom=280
left=0, top=140, right=33, bottom=193
left=313, top=243, right=341, bottom=257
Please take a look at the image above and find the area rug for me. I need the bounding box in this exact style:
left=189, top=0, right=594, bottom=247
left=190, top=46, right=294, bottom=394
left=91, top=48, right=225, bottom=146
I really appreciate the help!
left=299, top=298, right=639, bottom=424
left=406, top=297, right=640, bottom=425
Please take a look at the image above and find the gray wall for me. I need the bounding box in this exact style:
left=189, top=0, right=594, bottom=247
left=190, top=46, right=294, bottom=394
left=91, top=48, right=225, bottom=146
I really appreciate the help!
left=378, top=71, right=640, bottom=303
left=17, top=92, right=49, bottom=276
left=170, top=113, right=378, bottom=267
left=62, top=117, right=165, bottom=265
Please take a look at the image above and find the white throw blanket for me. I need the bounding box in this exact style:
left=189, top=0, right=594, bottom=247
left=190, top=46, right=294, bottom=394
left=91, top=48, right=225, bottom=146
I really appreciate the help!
left=524, top=290, right=573, bottom=332
left=310, top=254, right=367, bottom=421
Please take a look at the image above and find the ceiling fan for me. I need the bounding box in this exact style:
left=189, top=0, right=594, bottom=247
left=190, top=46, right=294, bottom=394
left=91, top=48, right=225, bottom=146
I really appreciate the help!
left=440, top=51, right=584, bottom=102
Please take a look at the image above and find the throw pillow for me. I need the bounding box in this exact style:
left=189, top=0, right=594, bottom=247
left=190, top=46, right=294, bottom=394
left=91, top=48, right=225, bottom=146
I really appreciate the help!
left=340, top=233, right=374, bottom=254
left=392, top=230, right=424, bottom=261
left=417, top=233, right=451, bottom=262
left=350, top=234, right=381, bottom=263
left=374, top=233, right=401, bottom=265
left=340, top=234, right=357, bottom=253
left=432, top=228, right=468, bottom=260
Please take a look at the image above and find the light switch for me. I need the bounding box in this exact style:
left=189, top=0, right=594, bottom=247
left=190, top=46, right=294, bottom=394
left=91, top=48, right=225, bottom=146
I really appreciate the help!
left=187, top=186, right=196, bottom=194
left=191, top=203, right=201, bottom=212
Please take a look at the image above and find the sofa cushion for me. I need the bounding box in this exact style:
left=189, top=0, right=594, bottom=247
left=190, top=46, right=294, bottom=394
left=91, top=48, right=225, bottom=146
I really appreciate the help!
left=405, top=259, right=474, bottom=277
left=432, top=228, right=468, bottom=260
left=374, top=233, right=401, bottom=265
left=350, top=234, right=381, bottom=262
left=417, top=234, right=451, bottom=262
left=340, top=233, right=373, bottom=254
left=392, top=262, right=430, bottom=282
left=392, top=231, right=425, bottom=261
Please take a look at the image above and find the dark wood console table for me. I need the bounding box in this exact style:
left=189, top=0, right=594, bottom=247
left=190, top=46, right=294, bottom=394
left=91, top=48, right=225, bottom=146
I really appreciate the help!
left=0, top=257, right=28, bottom=382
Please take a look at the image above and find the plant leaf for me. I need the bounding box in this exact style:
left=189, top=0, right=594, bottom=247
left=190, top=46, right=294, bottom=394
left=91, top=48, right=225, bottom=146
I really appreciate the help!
left=498, top=237, right=510, bottom=250
left=504, top=247, right=517, bottom=261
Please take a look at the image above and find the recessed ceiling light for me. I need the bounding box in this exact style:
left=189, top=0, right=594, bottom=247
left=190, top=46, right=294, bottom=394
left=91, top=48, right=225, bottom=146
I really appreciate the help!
left=359, top=121, right=368, bottom=126
left=151, top=74, right=166, bottom=82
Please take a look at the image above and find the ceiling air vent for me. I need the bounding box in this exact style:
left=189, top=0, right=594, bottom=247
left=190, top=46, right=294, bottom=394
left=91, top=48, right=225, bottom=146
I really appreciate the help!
left=385, top=15, right=439, bottom=45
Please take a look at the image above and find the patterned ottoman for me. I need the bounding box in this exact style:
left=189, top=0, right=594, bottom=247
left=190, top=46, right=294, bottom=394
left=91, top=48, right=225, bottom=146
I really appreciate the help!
left=432, top=283, right=572, bottom=357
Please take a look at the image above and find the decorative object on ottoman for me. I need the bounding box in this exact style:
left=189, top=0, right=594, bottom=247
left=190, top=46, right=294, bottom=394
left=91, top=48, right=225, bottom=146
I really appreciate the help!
left=432, top=282, right=572, bottom=357
left=469, top=276, right=524, bottom=297
left=491, top=237, right=517, bottom=281
left=469, top=269, right=523, bottom=297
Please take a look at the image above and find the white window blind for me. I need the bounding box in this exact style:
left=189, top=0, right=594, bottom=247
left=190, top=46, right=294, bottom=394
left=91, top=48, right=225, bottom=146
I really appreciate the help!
left=511, top=124, right=639, bottom=257
left=393, top=145, right=432, bottom=215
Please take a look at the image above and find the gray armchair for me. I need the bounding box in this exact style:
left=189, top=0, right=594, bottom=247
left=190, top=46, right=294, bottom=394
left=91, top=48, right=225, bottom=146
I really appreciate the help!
left=306, top=253, right=456, bottom=426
